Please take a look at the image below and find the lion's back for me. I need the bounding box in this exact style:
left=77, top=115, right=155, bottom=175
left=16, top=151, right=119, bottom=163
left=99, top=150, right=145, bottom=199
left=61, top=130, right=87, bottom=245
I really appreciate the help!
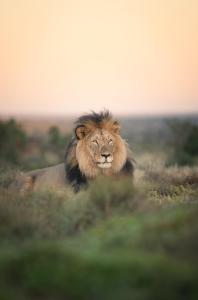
left=12, top=163, right=68, bottom=193
left=32, top=163, right=66, bottom=190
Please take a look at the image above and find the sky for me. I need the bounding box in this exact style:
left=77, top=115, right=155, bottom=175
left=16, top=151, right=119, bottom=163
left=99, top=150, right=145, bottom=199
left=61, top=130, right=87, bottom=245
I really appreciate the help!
left=0, top=0, right=198, bottom=116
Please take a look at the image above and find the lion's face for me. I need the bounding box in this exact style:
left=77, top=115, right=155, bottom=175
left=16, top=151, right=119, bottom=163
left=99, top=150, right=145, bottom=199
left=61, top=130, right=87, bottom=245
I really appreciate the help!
left=86, top=129, right=115, bottom=169
left=75, top=121, right=128, bottom=178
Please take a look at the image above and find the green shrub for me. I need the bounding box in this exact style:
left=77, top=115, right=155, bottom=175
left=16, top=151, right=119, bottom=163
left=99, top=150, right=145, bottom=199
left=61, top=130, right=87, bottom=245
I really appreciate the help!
left=0, top=119, right=27, bottom=165
left=167, top=120, right=198, bottom=166
left=0, top=166, right=198, bottom=300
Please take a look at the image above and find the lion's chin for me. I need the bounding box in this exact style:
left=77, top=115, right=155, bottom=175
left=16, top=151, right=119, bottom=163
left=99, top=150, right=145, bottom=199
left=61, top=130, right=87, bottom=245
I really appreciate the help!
left=97, top=162, right=112, bottom=169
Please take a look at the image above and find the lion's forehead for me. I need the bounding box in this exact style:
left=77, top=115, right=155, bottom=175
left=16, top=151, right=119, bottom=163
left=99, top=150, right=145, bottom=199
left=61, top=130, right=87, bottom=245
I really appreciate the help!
left=90, top=129, right=114, bottom=142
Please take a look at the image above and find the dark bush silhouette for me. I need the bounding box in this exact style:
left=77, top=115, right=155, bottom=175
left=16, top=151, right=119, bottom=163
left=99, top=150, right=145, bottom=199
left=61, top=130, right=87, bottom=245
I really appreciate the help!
left=0, top=119, right=27, bottom=165
left=167, top=120, right=198, bottom=166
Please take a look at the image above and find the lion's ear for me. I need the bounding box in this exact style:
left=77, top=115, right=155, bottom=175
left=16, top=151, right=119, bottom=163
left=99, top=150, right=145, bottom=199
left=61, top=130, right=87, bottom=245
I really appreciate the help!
left=112, top=121, right=120, bottom=134
left=75, top=125, right=88, bottom=140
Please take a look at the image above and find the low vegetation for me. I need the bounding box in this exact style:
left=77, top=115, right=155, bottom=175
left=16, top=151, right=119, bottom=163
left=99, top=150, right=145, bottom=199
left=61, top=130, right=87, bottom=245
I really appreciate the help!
left=0, top=165, right=198, bottom=300
left=0, top=117, right=198, bottom=299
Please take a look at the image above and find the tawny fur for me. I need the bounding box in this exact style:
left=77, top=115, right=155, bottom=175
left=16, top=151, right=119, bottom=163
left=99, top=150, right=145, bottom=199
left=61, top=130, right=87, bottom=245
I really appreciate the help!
left=75, top=133, right=129, bottom=178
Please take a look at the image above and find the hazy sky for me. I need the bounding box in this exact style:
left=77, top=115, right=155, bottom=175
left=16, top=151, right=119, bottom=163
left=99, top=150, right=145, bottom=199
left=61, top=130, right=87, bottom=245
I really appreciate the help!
left=1, top=0, right=198, bottom=116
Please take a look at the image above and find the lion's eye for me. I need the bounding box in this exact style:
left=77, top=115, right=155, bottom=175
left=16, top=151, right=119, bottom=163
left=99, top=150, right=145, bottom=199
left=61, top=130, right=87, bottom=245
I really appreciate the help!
left=92, top=140, right=98, bottom=145
left=109, top=139, right=113, bottom=145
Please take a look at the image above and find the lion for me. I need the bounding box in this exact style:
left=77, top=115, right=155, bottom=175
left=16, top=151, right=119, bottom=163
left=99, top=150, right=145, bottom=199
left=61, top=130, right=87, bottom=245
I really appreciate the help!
left=14, top=111, right=134, bottom=193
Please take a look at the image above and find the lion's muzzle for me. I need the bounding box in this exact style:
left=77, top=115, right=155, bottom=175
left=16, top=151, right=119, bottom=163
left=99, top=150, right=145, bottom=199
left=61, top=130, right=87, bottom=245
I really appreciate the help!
left=97, top=153, right=113, bottom=168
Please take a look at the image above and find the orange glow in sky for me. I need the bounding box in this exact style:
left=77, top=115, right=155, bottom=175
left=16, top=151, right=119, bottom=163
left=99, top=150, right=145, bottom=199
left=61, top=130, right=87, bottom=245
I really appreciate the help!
left=0, top=0, right=198, bottom=116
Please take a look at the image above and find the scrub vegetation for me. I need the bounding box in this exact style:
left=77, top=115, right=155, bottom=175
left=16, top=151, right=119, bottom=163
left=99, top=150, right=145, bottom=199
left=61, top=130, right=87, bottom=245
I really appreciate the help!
left=0, top=115, right=198, bottom=300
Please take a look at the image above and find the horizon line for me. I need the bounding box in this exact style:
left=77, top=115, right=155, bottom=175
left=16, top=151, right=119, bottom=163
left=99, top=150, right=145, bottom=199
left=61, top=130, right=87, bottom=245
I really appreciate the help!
left=1, top=111, right=198, bottom=120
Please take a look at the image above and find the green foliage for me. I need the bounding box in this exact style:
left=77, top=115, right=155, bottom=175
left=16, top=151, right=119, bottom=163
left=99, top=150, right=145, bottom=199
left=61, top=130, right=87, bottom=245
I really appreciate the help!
left=167, top=120, right=198, bottom=166
left=183, top=125, right=198, bottom=156
left=0, top=166, right=198, bottom=299
left=0, top=119, right=27, bottom=165
left=0, top=177, right=139, bottom=240
left=48, top=126, right=68, bottom=150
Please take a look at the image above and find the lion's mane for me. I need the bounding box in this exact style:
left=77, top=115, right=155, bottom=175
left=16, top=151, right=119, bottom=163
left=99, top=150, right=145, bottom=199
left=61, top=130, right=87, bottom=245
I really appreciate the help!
left=65, top=111, right=134, bottom=192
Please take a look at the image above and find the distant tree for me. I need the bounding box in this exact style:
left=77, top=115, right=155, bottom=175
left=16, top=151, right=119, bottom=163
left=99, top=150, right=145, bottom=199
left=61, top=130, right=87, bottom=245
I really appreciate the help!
left=183, top=125, right=198, bottom=157
left=167, top=120, right=198, bottom=166
left=48, top=126, right=60, bottom=144
left=0, top=119, right=27, bottom=165
left=48, top=126, right=66, bottom=148
left=47, top=126, right=71, bottom=160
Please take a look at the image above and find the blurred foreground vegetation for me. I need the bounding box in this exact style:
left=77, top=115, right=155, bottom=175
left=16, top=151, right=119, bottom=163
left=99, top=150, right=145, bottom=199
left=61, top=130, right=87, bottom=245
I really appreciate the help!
left=0, top=166, right=198, bottom=300
left=0, top=115, right=198, bottom=300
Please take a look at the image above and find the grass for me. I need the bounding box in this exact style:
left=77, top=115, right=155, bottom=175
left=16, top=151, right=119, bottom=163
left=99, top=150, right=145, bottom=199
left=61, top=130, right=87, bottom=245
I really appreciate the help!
left=0, top=165, right=198, bottom=300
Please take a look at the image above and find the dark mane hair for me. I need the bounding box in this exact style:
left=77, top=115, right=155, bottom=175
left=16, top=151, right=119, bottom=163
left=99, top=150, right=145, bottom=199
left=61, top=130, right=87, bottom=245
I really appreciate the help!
left=64, top=138, right=88, bottom=192
left=75, top=110, right=112, bottom=128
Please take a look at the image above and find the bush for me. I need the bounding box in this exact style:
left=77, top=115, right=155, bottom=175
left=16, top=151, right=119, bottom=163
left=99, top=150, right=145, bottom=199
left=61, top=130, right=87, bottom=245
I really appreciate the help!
left=0, top=187, right=198, bottom=300
left=0, top=119, right=27, bottom=165
left=48, top=126, right=70, bottom=157
left=1, top=156, right=198, bottom=299
left=166, top=120, right=198, bottom=166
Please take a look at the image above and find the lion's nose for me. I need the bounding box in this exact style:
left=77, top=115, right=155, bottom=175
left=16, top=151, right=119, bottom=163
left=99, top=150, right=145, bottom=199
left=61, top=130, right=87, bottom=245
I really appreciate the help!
left=101, top=153, right=111, bottom=159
